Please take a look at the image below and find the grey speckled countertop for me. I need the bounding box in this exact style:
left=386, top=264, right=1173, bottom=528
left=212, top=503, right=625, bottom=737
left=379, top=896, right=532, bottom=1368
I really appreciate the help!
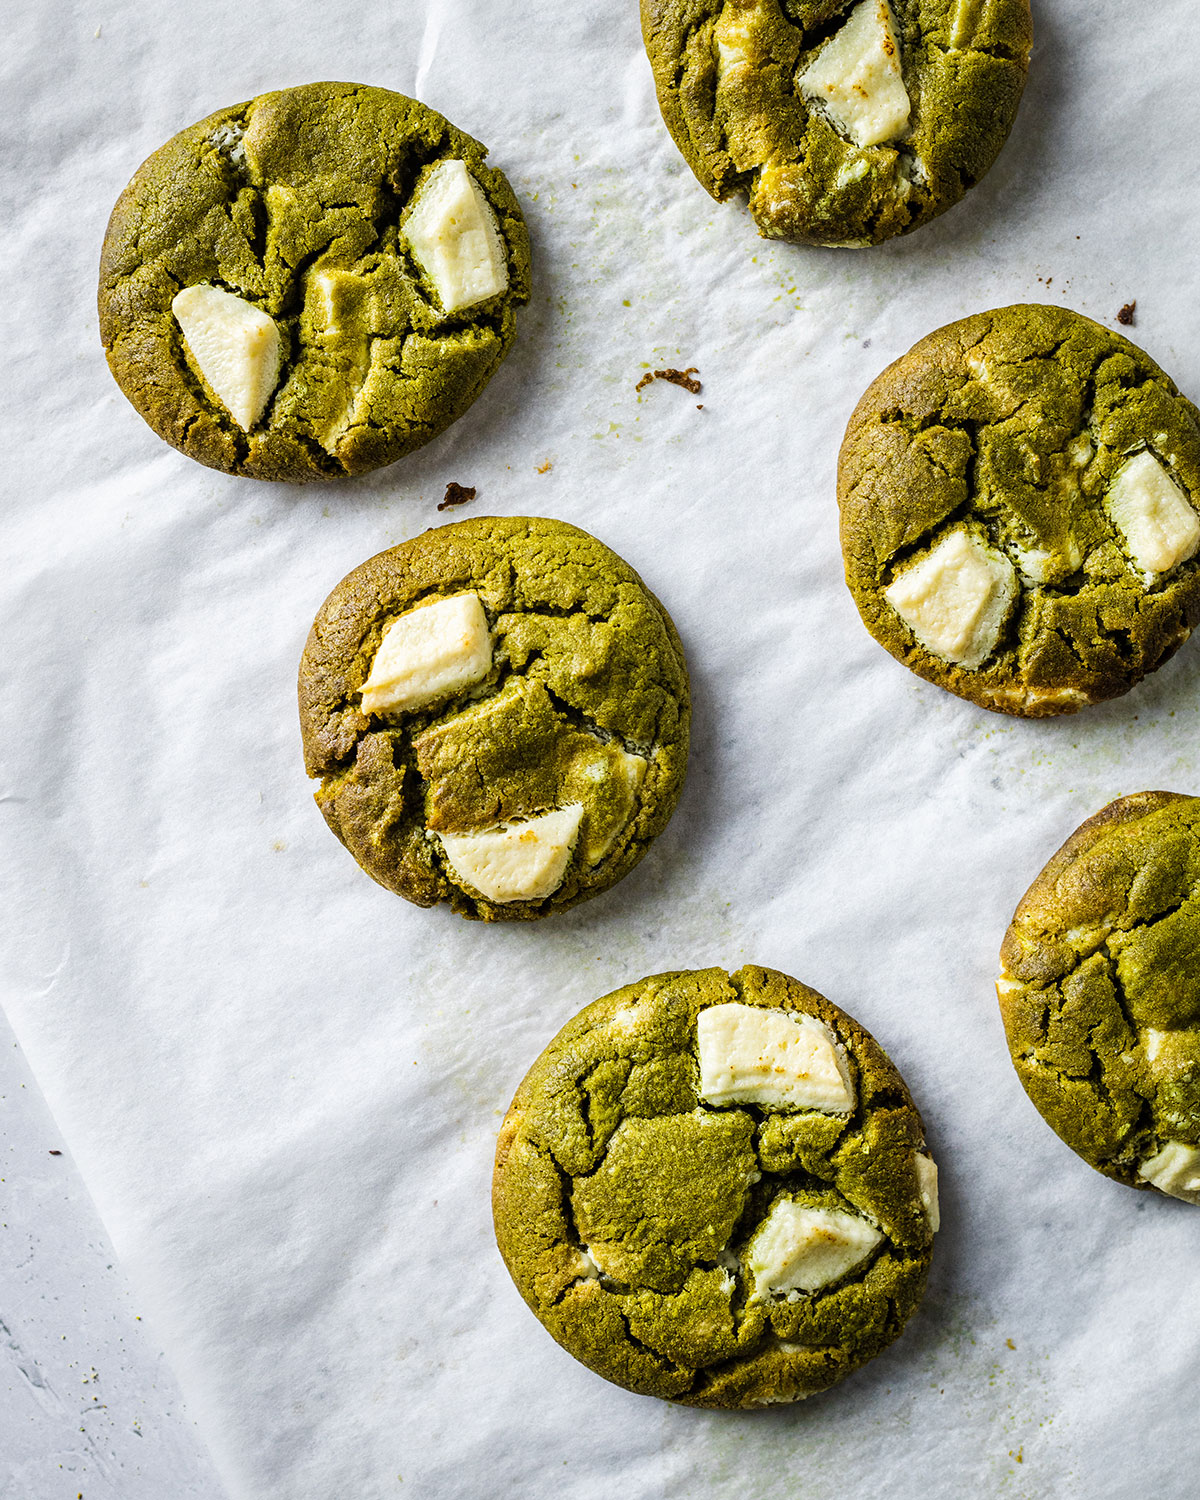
left=1, top=1016, right=227, bottom=1500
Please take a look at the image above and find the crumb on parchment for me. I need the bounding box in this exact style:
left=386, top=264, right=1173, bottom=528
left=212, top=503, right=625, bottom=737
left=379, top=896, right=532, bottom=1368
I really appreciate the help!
left=1118, top=301, right=1136, bottom=326
left=635, top=366, right=701, bottom=395
left=438, top=483, right=477, bottom=511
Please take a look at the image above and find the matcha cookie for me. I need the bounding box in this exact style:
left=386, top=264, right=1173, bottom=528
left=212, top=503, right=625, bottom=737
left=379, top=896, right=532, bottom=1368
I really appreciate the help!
left=99, top=82, right=530, bottom=481
left=641, top=0, right=1031, bottom=247
left=299, top=517, right=690, bottom=920
left=839, top=305, right=1200, bottom=716
left=494, top=966, right=938, bottom=1405
left=999, top=793, right=1200, bottom=1205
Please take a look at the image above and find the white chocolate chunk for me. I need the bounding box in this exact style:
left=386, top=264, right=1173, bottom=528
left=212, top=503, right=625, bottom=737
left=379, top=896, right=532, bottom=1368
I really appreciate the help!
left=404, top=160, right=508, bottom=315
left=835, top=156, right=871, bottom=189
left=949, top=0, right=982, bottom=48
left=438, top=804, right=584, bottom=902
left=208, top=121, right=247, bottom=170
left=1012, top=546, right=1054, bottom=584
left=1012, top=536, right=1081, bottom=586
left=1068, top=432, right=1095, bottom=467
left=1105, top=451, right=1200, bottom=579
left=913, top=1152, right=940, bottom=1231
left=747, top=1200, right=883, bottom=1298
left=697, top=1003, right=855, bottom=1114
left=715, top=1, right=764, bottom=76
left=799, top=0, right=911, bottom=149
left=715, top=11, right=752, bottom=73
left=576, top=745, right=648, bottom=865
left=360, top=594, right=492, bottom=716
left=171, top=284, right=281, bottom=431
left=1138, top=1141, right=1200, bottom=1204
left=576, top=1247, right=601, bottom=1279
left=1144, top=1029, right=1168, bottom=1064
left=884, top=529, right=1017, bottom=670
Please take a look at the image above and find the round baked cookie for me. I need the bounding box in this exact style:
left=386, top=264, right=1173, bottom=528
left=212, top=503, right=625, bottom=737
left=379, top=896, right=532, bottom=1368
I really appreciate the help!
left=99, top=82, right=530, bottom=481
left=640, top=0, right=1031, bottom=247
left=999, top=793, right=1200, bottom=1205
left=299, top=517, right=690, bottom=920
left=493, top=966, right=939, bottom=1406
left=839, top=305, right=1200, bottom=716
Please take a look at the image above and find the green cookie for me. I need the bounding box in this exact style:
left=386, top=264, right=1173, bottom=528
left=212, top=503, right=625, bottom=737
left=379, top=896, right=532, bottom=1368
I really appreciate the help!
left=641, top=0, right=1031, bottom=246
left=298, top=516, right=690, bottom=920
left=840, top=305, right=1200, bottom=716
left=494, top=966, right=938, bottom=1406
left=99, top=82, right=530, bottom=482
left=999, top=793, right=1200, bottom=1205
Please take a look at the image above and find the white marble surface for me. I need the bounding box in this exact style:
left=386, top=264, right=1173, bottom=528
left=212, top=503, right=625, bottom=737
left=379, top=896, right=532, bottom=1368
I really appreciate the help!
left=0, top=1016, right=227, bottom=1500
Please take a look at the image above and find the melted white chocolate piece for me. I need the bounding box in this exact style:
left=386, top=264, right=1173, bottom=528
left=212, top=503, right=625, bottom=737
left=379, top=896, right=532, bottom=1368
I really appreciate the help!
left=1105, top=451, right=1200, bottom=580
left=360, top=594, right=492, bottom=716
left=697, top=1004, right=855, bottom=1113
left=438, top=805, right=584, bottom=902
left=885, top=529, right=1017, bottom=670
left=799, top=0, right=911, bottom=149
left=172, top=285, right=281, bottom=430
left=747, top=1200, right=883, bottom=1298
left=404, top=160, right=508, bottom=314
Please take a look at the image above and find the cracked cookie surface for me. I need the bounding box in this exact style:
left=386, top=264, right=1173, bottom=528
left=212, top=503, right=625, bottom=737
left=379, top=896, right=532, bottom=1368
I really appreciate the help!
left=99, top=82, right=530, bottom=482
left=298, top=516, right=690, bottom=920
left=999, top=793, right=1200, bottom=1204
left=839, top=305, right=1200, bottom=716
left=640, top=0, right=1031, bottom=246
left=493, top=966, right=937, bottom=1405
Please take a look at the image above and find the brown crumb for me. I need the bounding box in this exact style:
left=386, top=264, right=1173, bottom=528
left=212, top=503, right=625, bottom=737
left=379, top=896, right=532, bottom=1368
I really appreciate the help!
left=49, top=1149, right=62, bottom=1156
left=635, top=366, right=702, bottom=395
left=1006, top=1338, right=1015, bottom=1350
left=1010, top=1448, right=1024, bottom=1464
left=1117, top=301, right=1136, bottom=326
left=438, top=482, right=476, bottom=511
left=535, top=460, right=552, bottom=474
left=696, top=404, right=703, bottom=410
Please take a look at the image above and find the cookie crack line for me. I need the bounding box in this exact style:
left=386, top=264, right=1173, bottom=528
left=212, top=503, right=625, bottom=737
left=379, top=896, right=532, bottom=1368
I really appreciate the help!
left=321, top=646, right=654, bottom=808
left=537, top=681, right=658, bottom=759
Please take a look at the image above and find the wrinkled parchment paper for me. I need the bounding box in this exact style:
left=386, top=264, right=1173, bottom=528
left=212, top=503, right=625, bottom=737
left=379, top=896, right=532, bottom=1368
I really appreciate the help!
left=5, top=1, right=1200, bottom=1495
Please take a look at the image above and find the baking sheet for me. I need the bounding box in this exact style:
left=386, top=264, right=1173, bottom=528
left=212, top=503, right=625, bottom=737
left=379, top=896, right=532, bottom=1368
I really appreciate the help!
left=4, top=1, right=1200, bottom=1496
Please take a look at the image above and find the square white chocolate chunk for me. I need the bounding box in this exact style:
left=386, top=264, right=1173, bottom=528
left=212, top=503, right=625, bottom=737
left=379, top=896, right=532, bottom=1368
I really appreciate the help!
left=171, top=284, right=281, bottom=431
left=913, top=1152, right=940, bottom=1231
left=714, top=2, right=757, bottom=75
left=798, top=0, right=911, bottom=149
left=697, top=1003, right=855, bottom=1113
left=438, top=804, right=584, bottom=902
left=404, top=160, right=509, bottom=315
left=1138, top=1140, right=1200, bottom=1203
left=884, top=529, right=1017, bottom=670
left=360, top=594, right=492, bottom=716
left=1105, top=451, right=1200, bottom=579
left=747, top=1200, right=883, bottom=1298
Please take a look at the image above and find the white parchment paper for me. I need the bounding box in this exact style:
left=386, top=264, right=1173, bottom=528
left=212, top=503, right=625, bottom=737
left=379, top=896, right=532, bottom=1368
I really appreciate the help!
left=4, top=1, right=1200, bottom=1496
